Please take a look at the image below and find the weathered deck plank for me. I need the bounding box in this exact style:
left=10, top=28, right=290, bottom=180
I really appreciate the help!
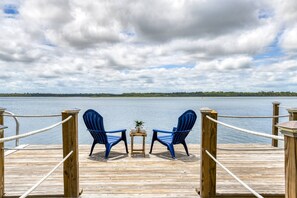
left=4, top=144, right=284, bottom=197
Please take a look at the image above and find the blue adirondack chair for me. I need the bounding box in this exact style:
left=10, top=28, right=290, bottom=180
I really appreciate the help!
left=149, top=110, right=197, bottom=159
left=83, top=109, right=129, bottom=159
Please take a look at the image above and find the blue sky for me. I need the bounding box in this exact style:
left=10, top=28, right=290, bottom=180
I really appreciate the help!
left=3, top=4, right=18, bottom=15
left=0, top=0, right=297, bottom=93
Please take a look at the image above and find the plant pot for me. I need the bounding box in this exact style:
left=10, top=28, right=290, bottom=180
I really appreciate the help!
left=136, top=126, right=142, bottom=132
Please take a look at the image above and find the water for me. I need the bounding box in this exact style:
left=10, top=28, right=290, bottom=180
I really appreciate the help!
left=0, top=97, right=296, bottom=147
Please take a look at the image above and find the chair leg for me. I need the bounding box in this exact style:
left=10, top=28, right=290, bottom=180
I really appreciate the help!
left=122, top=132, right=129, bottom=153
left=105, top=144, right=112, bottom=159
left=124, top=139, right=129, bottom=154
left=149, top=140, right=155, bottom=154
left=150, top=131, right=157, bottom=154
left=168, top=144, right=176, bottom=159
left=89, top=141, right=96, bottom=156
left=181, top=141, right=189, bottom=156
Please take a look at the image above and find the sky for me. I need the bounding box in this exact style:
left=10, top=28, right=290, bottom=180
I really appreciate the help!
left=0, top=0, right=297, bottom=93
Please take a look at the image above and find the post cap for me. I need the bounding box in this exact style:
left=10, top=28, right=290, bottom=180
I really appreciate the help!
left=62, top=109, right=81, bottom=114
left=0, top=107, right=6, bottom=112
left=200, top=107, right=212, bottom=113
left=0, top=125, right=7, bottom=130
left=272, top=101, right=280, bottom=105
left=277, top=121, right=297, bottom=137
left=287, top=108, right=297, bottom=113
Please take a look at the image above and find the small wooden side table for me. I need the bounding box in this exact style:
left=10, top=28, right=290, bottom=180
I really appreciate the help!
left=130, top=129, right=147, bottom=157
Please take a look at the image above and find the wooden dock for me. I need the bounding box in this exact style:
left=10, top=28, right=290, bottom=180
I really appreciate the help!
left=4, top=144, right=284, bottom=198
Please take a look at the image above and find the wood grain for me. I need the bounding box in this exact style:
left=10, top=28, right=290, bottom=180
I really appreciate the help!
left=62, top=110, right=80, bottom=197
left=130, top=131, right=147, bottom=156
left=284, top=136, right=297, bottom=198
left=200, top=109, right=217, bottom=198
left=0, top=109, right=5, bottom=198
left=288, top=109, right=297, bottom=121
left=3, top=144, right=285, bottom=198
left=272, top=102, right=280, bottom=147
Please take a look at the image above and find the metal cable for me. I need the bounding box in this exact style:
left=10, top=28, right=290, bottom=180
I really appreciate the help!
left=4, top=110, right=20, bottom=146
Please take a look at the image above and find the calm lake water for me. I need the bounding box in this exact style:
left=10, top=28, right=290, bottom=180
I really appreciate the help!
left=0, top=97, right=296, bottom=147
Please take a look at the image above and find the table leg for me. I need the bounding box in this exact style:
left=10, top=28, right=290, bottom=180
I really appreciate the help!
left=143, top=136, right=145, bottom=157
left=131, top=136, right=134, bottom=156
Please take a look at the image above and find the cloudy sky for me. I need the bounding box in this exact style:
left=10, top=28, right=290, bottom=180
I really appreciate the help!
left=0, top=0, right=297, bottom=93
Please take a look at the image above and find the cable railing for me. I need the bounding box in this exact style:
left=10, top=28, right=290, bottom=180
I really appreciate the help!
left=279, top=105, right=291, bottom=109
left=0, top=115, right=72, bottom=143
left=3, top=113, right=62, bottom=117
left=218, top=114, right=289, bottom=118
left=3, top=111, right=62, bottom=147
left=206, top=115, right=284, bottom=141
left=203, top=115, right=282, bottom=197
left=0, top=108, right=80, bottom=198
left=3, top=111, right=20, bottom=146
left=19, top=150, right=73, bottom=198
left=205, top=150, right=264, bottom=198
left=4, top=146, right=62, bottom=150
left=199, top=102, right=296, bottom=198
left=216, top=102, right=290, bottom=148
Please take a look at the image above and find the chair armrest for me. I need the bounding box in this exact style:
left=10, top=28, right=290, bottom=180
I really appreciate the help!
left=105, top=129, right=126, bottom=133
left=174, top=130, right=191, bottom=133
left=153, top=129, right=173, bottom=134
left=88, top=129, right=104, bottom=133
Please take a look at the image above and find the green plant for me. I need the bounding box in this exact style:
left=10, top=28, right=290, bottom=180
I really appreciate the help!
left=135, top=120, right=144, bottom=128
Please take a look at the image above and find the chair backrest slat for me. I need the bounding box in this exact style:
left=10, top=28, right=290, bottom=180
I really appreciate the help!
left=173, top=110, right=197, bottom=144
left=83, top=109, right=107, bottom=144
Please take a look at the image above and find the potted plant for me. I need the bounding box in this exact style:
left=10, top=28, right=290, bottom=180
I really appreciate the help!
left=135, top=120, right=144, bottom=132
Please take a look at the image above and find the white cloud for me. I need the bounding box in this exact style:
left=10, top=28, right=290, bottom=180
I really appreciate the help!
left=20, top=0, right=72, bottom=28
left=273, top=0, right=297, bottom=54
left=166, top=22, right=277, bottom=58
left=0, top=0, right=296, bottom=93
left=280, top=25, right=297, bottom=52
left=128, top=0, right=264, bottom=42
left=193, top=56, right=252, bottom=71
left=274, top=0, right=297, bottom=25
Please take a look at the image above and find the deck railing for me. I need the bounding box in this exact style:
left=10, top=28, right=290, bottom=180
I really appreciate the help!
left=217, top=101, right=289, bottom=147
left=2, top=112, right=62, bottom=147
left=0, top=108, right=80, bottom=198
left=199, top=102, right=296, bottom=198
left=2, top=111, right=20, bottom=147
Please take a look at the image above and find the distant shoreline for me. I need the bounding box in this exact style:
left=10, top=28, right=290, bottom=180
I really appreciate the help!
left=1, top=92, right=297, bottom=97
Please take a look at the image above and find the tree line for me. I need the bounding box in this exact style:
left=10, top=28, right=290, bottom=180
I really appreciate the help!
left=1, top=91, right=297, bottom=97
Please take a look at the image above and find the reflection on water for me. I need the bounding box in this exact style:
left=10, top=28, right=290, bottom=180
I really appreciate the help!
left=0, top=97, right=296, bottom=147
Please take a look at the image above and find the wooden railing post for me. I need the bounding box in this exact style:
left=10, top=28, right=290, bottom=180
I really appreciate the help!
left=272, top=101, right=280, bottom=147
left=0, top=108, right=6, bottom=198
left=200, top=108, right=217, bottom=198
left=62, top=109, right=80, bottom=198
left=277, top=121, right=297, bottom=198
left=288, top=108, right=297, bottom=121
